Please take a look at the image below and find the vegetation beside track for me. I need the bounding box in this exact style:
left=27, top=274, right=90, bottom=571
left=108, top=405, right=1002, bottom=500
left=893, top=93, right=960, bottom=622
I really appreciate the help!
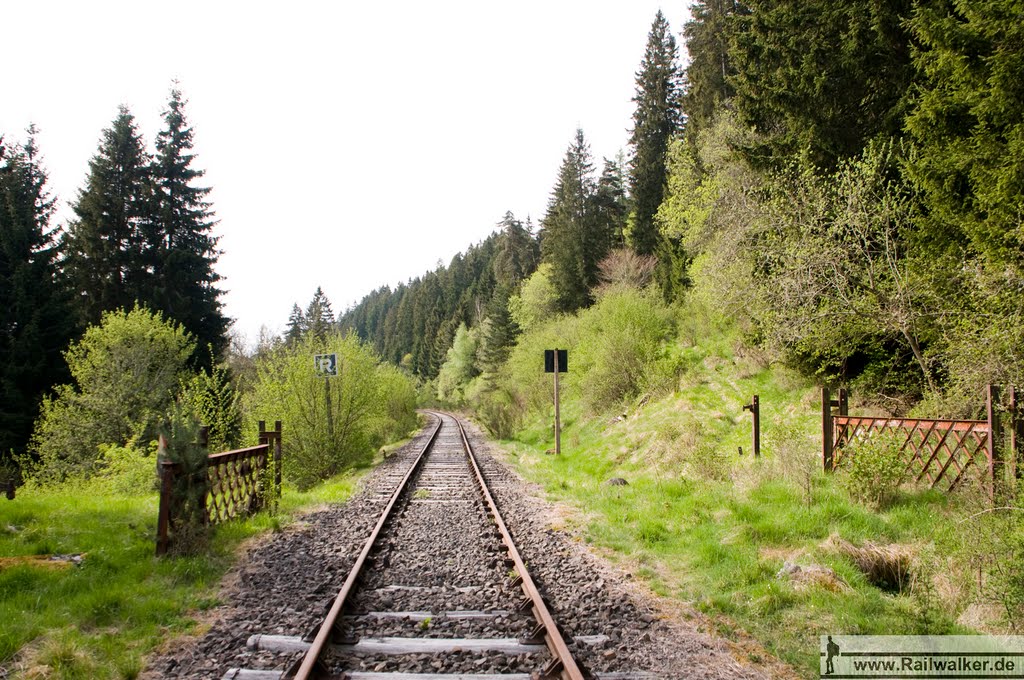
left=0, top=467, right=372, bottom=679
left=491, top=307, right=1019, bottom=678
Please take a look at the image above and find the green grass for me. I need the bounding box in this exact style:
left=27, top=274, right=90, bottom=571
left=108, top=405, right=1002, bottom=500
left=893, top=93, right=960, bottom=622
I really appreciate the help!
left=500, top=327, right=976, bottom=678
left=0, top=469, right=367, bottom=679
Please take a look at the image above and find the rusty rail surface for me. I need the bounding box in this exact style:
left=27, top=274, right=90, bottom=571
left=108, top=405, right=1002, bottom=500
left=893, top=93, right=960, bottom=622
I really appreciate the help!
left=454, top=413, right=585, bottom=680
left=289, top=415, right=441, bottom=680
left=288, top=411, right=584, bottom=680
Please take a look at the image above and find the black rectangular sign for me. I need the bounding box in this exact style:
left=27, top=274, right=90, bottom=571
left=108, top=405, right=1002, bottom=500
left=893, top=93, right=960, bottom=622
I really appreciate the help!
left=544, top=349, right=568, bottom=373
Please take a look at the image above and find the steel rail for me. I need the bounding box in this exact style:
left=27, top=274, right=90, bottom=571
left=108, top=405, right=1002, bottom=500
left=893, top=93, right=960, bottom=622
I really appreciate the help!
left=288, top=414, right=443, bottom=680
left=449, top=413, right=585, bottom=680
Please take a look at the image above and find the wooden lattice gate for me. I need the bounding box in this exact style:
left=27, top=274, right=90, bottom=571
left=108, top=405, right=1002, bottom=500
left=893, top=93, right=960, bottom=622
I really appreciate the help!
left=822, top=386, right=1019, bottom=501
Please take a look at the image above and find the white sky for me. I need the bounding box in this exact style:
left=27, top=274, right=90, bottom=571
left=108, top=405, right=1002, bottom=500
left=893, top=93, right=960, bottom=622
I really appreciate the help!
left=2, top=1, right=690, bottom=346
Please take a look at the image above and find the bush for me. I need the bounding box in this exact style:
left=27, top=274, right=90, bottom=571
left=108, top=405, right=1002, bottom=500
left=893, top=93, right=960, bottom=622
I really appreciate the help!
left=245, top=333, right=417, bottom=489
left=30, top=306, right=194, bottom=480
left=840, top=430, right=907, bottom=509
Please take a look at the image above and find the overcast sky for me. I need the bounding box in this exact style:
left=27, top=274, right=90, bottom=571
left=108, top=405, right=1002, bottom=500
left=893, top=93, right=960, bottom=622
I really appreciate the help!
left=3, top=1, right=690, bottom=345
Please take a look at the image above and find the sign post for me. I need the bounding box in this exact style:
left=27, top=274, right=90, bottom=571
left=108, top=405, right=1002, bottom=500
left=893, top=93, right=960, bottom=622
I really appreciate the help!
left=314, top=354, right=338, bottom=440
left=544, top=349, right=568, bottom=454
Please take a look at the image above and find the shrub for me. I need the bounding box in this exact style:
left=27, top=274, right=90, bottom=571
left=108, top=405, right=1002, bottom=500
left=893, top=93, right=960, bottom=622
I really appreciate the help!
left=840, top=430, right=906, bottom=509
left=245, top=333, right=417, bottom=489
left=30, top=306, right=194, bottom=480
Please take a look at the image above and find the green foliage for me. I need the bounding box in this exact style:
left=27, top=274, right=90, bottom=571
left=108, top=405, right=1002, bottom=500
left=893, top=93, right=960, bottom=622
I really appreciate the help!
left=435, top=323, right=480, bottom=404
left=245, top=333, right=416, bottom=489
left=729, top=0, right=914, bottom=171
left=508, top=263, right=559, bottom=333
left=159, top=406, right=211, bottom=555
left=628, top=10, right=683, bottom=258
left=906, top=0, right=1024, bottom=269
left=30, top=306, right=195, bottom=480
left=178, top=360, right=241, bottom=452
left=61, top=106, right=152, bottom=329
left=839, top=431, right=907, bottom=510
left=540, top=129, right=608, bottom=312
left=682, top=0, right=747, bottom=147
left=573, top=288, right=677, bottom=412
left=148, top=88, right=229, bottom=367
left=0, top=129, right=74, bottom=466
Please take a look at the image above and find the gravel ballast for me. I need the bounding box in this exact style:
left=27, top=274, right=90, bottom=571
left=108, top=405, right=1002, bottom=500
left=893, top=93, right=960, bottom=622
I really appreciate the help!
left=142, top=413, right=783, bottom=679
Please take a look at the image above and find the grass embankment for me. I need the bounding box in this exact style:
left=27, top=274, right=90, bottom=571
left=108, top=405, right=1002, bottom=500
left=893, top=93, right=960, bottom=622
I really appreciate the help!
left=0, top=470, right=368, bottom=679
left=500, top=327, right=975, bottom=677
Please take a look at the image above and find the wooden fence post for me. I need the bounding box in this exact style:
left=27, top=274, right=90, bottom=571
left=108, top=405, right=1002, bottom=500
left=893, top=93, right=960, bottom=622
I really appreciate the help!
left=987, top=384, right=1004, bottom=503
left=156, top=455, right=177, bottom=557
left=1011, top=387, right=1022, bottom=486
left=274, top=420, right=282, bottom=501
left=822, top=387, right=833, bottom=472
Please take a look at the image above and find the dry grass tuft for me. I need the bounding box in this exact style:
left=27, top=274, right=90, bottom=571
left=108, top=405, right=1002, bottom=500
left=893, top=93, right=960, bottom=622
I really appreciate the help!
left=823, top=534, right=914, bottom=592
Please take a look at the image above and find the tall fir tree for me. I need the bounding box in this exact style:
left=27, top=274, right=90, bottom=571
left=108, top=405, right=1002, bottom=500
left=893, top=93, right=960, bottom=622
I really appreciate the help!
left=284, top=303, right=307, bottom=346
left=594, top=156, right=629, bottom=249
left=729, top=0, right=914, bottom=170
left=62, top=106, right=151, bottom=328
left=541, top=129, right=606, bottom=313
left=148, top=88, right=229, bottom=367
left=682, top=0, right=749, bottom=147
left=0, top=129, right=74, bottom=465
left=492, top=211, right=539, bottom=291
left=627, top=11, right=683, bottom=258
left=906, top=0, right=1024, bottom=268
left=304, top=286, right=335, bottom=343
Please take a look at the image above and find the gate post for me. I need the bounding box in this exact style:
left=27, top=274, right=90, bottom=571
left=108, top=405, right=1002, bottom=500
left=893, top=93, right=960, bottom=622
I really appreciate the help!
left=156, top=454, right=178, bottom=557
left=274, top=420, right=282, bottom=501
left=822, top=387, right=834, bottom=471
left=986, top=384, right=1004, bottom=503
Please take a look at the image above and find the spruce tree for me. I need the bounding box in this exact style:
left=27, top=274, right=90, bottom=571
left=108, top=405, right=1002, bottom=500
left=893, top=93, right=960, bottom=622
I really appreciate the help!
left=304, top=287, right=335, bottom=343
left=148, top=88, right=229, bottom=366
left=594, top=156, right=629, bottom=249
left=906, top=0, right=1024, bottom=267
left=541, top=129, right=602, bottom=313
left=682, top=0, right=749, bottom=146
left=0, top=130, right=74, bottom=464
left=628, top=11, right=683, bottom=258
left=729, top=0, right=914, bottom=170
left=284, top=303, right=307, bottom=346
left=62, top=106, right=151, bottom=328
left=492, top=211, right=539, bottom=290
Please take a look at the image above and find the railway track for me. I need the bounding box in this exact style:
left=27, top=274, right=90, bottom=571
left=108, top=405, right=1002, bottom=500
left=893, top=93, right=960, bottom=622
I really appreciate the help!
left=222, top=411, right=629, bottom=680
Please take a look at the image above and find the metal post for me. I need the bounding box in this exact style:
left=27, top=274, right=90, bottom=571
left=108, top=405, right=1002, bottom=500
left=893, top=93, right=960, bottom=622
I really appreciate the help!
left=554, top=349, right=561, bottom=455
left=986, top=384, right=1003, bottom=503
left=1011, top=387, right=1022, bottom=485
left=750, top=395, right=761, bottom=458
left=822, top=387, right=833, bottom=472
left=274, top=420, right=283, bottom=501
left=324, top=378, right=335, bottom=441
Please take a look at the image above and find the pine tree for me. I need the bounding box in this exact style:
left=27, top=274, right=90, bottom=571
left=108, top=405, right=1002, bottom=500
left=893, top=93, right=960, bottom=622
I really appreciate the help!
left=906, top=0, right=1024, bottom=268
left=628, top=11, right=683, bottom=258
left=729, top=0, right=914, bottom=170
left=682, top=0, right=749, bottom=146
left=541, top=129, right=602, bottom=313
left=284, top=303, right=307, bottom=346
left=492, top=211, right=539, bottom=290
left=148, top=88, right=229, bottom=367
left=305, top=286, right=335, bottom=343
left=62, top=106, right=151, bottom=328
left=594, top=156, right=629, bottom=249
left=0, top=129, right=74, bottom=464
